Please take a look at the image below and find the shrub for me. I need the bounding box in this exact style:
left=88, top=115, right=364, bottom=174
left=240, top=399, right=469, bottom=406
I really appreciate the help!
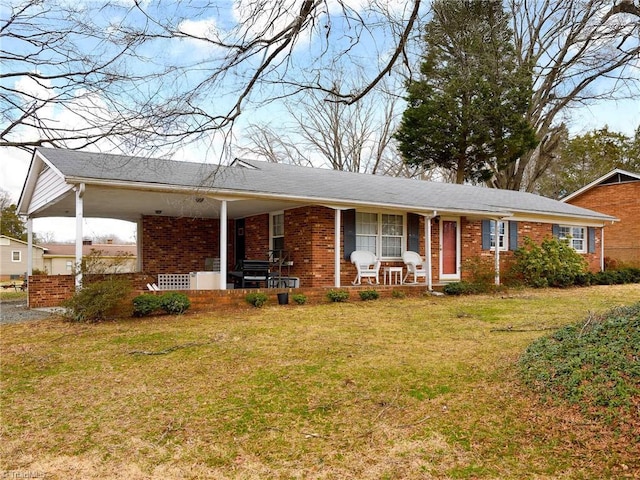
left=327, top=289, right=349, bottom=302
left=159, top=292, right=191, bottom=314
left=461, top=256, right=495, bottom=292
left=291, top=293, right=307, bottom=305
left=443, top=281, right=477, bottom=296
left=359, top=289, right=379, bottom=301
left=132, top=294, right=163, bottom=317
left=512, top=237, right=588, bottom=288
left=391, top=289, right=406, bottom=299
left=62, top=278, right=132, bottom=323
left=245, top=292, right=268, bottom=308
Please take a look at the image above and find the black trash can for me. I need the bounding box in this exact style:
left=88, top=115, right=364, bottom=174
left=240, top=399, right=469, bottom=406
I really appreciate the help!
left=277, top=292, right=289, bottom=305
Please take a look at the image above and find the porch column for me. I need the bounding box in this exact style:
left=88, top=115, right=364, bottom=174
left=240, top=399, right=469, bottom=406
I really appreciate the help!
left=75, top=183, right=85, bottom=290
left=334, top=208, right=341, bottom=288
left=27, top=217, right=33, bottom=277
left=494, top=219, right=500, bottom=286
left=424, top=212, right=436, bottom=291
left=219, top=200, right=227, bottom=290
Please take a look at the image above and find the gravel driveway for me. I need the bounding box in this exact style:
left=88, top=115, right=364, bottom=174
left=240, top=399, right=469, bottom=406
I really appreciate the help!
left=0, top=300, right=62, bottom=325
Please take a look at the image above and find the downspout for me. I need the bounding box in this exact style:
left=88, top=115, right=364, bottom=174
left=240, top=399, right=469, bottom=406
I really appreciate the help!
left=75, top=183, right=85, bottom=290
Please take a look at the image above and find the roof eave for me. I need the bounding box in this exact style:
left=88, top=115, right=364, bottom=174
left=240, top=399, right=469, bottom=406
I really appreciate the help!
left=562, top=168, right=640, bottom=202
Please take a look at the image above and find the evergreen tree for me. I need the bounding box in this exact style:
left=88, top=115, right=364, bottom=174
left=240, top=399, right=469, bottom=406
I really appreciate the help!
left=394, top=0, right=538, bottom=185
left=1, top=190, right=27, bottom=241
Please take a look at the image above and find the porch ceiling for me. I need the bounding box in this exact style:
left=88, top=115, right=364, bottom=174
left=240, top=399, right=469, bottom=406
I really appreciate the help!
left=30, top=184, right=304, bottom=222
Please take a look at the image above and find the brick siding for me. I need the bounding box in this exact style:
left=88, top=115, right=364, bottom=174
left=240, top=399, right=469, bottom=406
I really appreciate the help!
left=566, top=182, right=639, bottom=266
left=141, top=215, right=234, bottom=275
left=30, top=207, right=606, bottom=308
left=28, top=272, right=155, bottom=308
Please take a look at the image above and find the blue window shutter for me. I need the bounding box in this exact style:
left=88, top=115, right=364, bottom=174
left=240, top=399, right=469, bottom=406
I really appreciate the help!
left=552, top=224, right=560, bottom=238
left=588, top=227, right=596, bottom=253
left=481, top=220, right=491, bottom=250
left=407, top=213, right=420, bottom=252
left=509, top=221, right=518, bottom=251
left=343, top=209, right=356, bottom=260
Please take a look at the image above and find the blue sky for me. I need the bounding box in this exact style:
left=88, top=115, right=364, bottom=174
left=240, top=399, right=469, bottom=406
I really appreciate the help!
left=1, top=0, right=638, bottom=242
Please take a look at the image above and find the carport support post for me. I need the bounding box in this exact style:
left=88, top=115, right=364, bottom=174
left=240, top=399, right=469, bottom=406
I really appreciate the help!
left=219, top=200, right=227, bottom=290
left=75, top=183, right=85, bottom=290
left=27, top=218, right=33, bottom=277
left=334, top=208, right=341, bottom=288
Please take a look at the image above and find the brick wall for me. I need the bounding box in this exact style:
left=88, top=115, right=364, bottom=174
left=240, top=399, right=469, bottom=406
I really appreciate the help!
left=244, top=214, right=269, bottom=261
left=142, top=215, right=234, bottom=275
left=140, top=209, right=604, bottom=290
left=459, top=219, right=601, bottom=278
left=566, top=182, right=639, bottom=266
left=28, top=273, right=156, bottom=308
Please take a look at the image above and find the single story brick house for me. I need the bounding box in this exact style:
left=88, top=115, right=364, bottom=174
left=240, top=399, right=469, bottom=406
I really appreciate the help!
left=18, top=148, right=615, bottom=295
left=562, top=169, right=639, bottom=267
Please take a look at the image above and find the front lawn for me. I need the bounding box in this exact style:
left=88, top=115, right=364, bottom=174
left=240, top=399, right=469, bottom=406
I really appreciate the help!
left=1, top=285, right=638, bottom=479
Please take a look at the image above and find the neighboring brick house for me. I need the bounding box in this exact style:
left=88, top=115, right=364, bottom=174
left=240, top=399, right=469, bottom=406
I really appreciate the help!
left=563, top=169, right=639, bottom=267
left=18, top=148, right=615, bottom=297
left=0, top=235, right=45, bottom=281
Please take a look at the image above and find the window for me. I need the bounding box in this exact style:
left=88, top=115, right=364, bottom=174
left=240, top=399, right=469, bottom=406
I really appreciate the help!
left=11, top=251, right=21, bottom=262
left=66, top=261, right=73, bottom=271
left=356, top=212, right=404, bottom=258
left=270, top=212, right=285, bottom=254
left=490, top=221, right=508, bottom=251
left=558, top=226, right=586, bottom=253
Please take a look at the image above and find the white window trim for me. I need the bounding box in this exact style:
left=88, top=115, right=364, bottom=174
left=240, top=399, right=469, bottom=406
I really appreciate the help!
left=269, top=211, right=285, bottom=254
left=490, top=221, right=509, bottom=252
left=439, top=217, right=461, bottom=281
left=11, top=250, right=21, bottom=262
left=355, top=211, right=406, bottom=260
left=558, top=225, right=587, bottom=254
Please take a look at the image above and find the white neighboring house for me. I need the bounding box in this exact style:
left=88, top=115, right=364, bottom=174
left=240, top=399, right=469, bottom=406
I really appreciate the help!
left=41, top=241, right=137, bottom=275
left=0, top=235, right=46, bottom=281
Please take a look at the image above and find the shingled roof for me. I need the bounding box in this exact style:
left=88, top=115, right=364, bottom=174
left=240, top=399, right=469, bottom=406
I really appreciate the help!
left=22, top=147, right=615, bottom=223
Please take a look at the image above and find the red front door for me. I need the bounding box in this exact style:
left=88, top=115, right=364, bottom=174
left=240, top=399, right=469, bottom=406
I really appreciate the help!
left=441, top=220, right=458, bottom=277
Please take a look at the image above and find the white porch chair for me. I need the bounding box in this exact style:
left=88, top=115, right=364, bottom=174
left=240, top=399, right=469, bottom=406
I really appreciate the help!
left=402, top=251, right=428, bottom=284
left=350, top=250, right=381, bottom=285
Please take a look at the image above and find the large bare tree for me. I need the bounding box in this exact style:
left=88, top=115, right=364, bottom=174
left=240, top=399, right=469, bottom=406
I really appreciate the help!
left=238, top=75, right=409, bottom=175
left=1, top=0, right=423, bottom=156
left=493, top=0, right=640, bottom=191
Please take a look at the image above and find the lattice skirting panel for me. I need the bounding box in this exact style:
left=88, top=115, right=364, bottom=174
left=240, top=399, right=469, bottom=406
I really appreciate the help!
left=158, top=274, right=191, bottom=290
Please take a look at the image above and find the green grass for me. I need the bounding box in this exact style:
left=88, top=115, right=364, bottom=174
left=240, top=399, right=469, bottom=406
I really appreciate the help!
left=1, top=285, right=639, bottom=479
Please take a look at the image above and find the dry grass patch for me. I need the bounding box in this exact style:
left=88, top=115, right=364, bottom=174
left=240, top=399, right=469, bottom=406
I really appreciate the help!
left=1, top=285, right=639, bottom=479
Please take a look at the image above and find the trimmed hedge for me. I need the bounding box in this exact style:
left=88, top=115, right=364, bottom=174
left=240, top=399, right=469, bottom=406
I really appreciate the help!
left=132, top=292, right=191, bottom=316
